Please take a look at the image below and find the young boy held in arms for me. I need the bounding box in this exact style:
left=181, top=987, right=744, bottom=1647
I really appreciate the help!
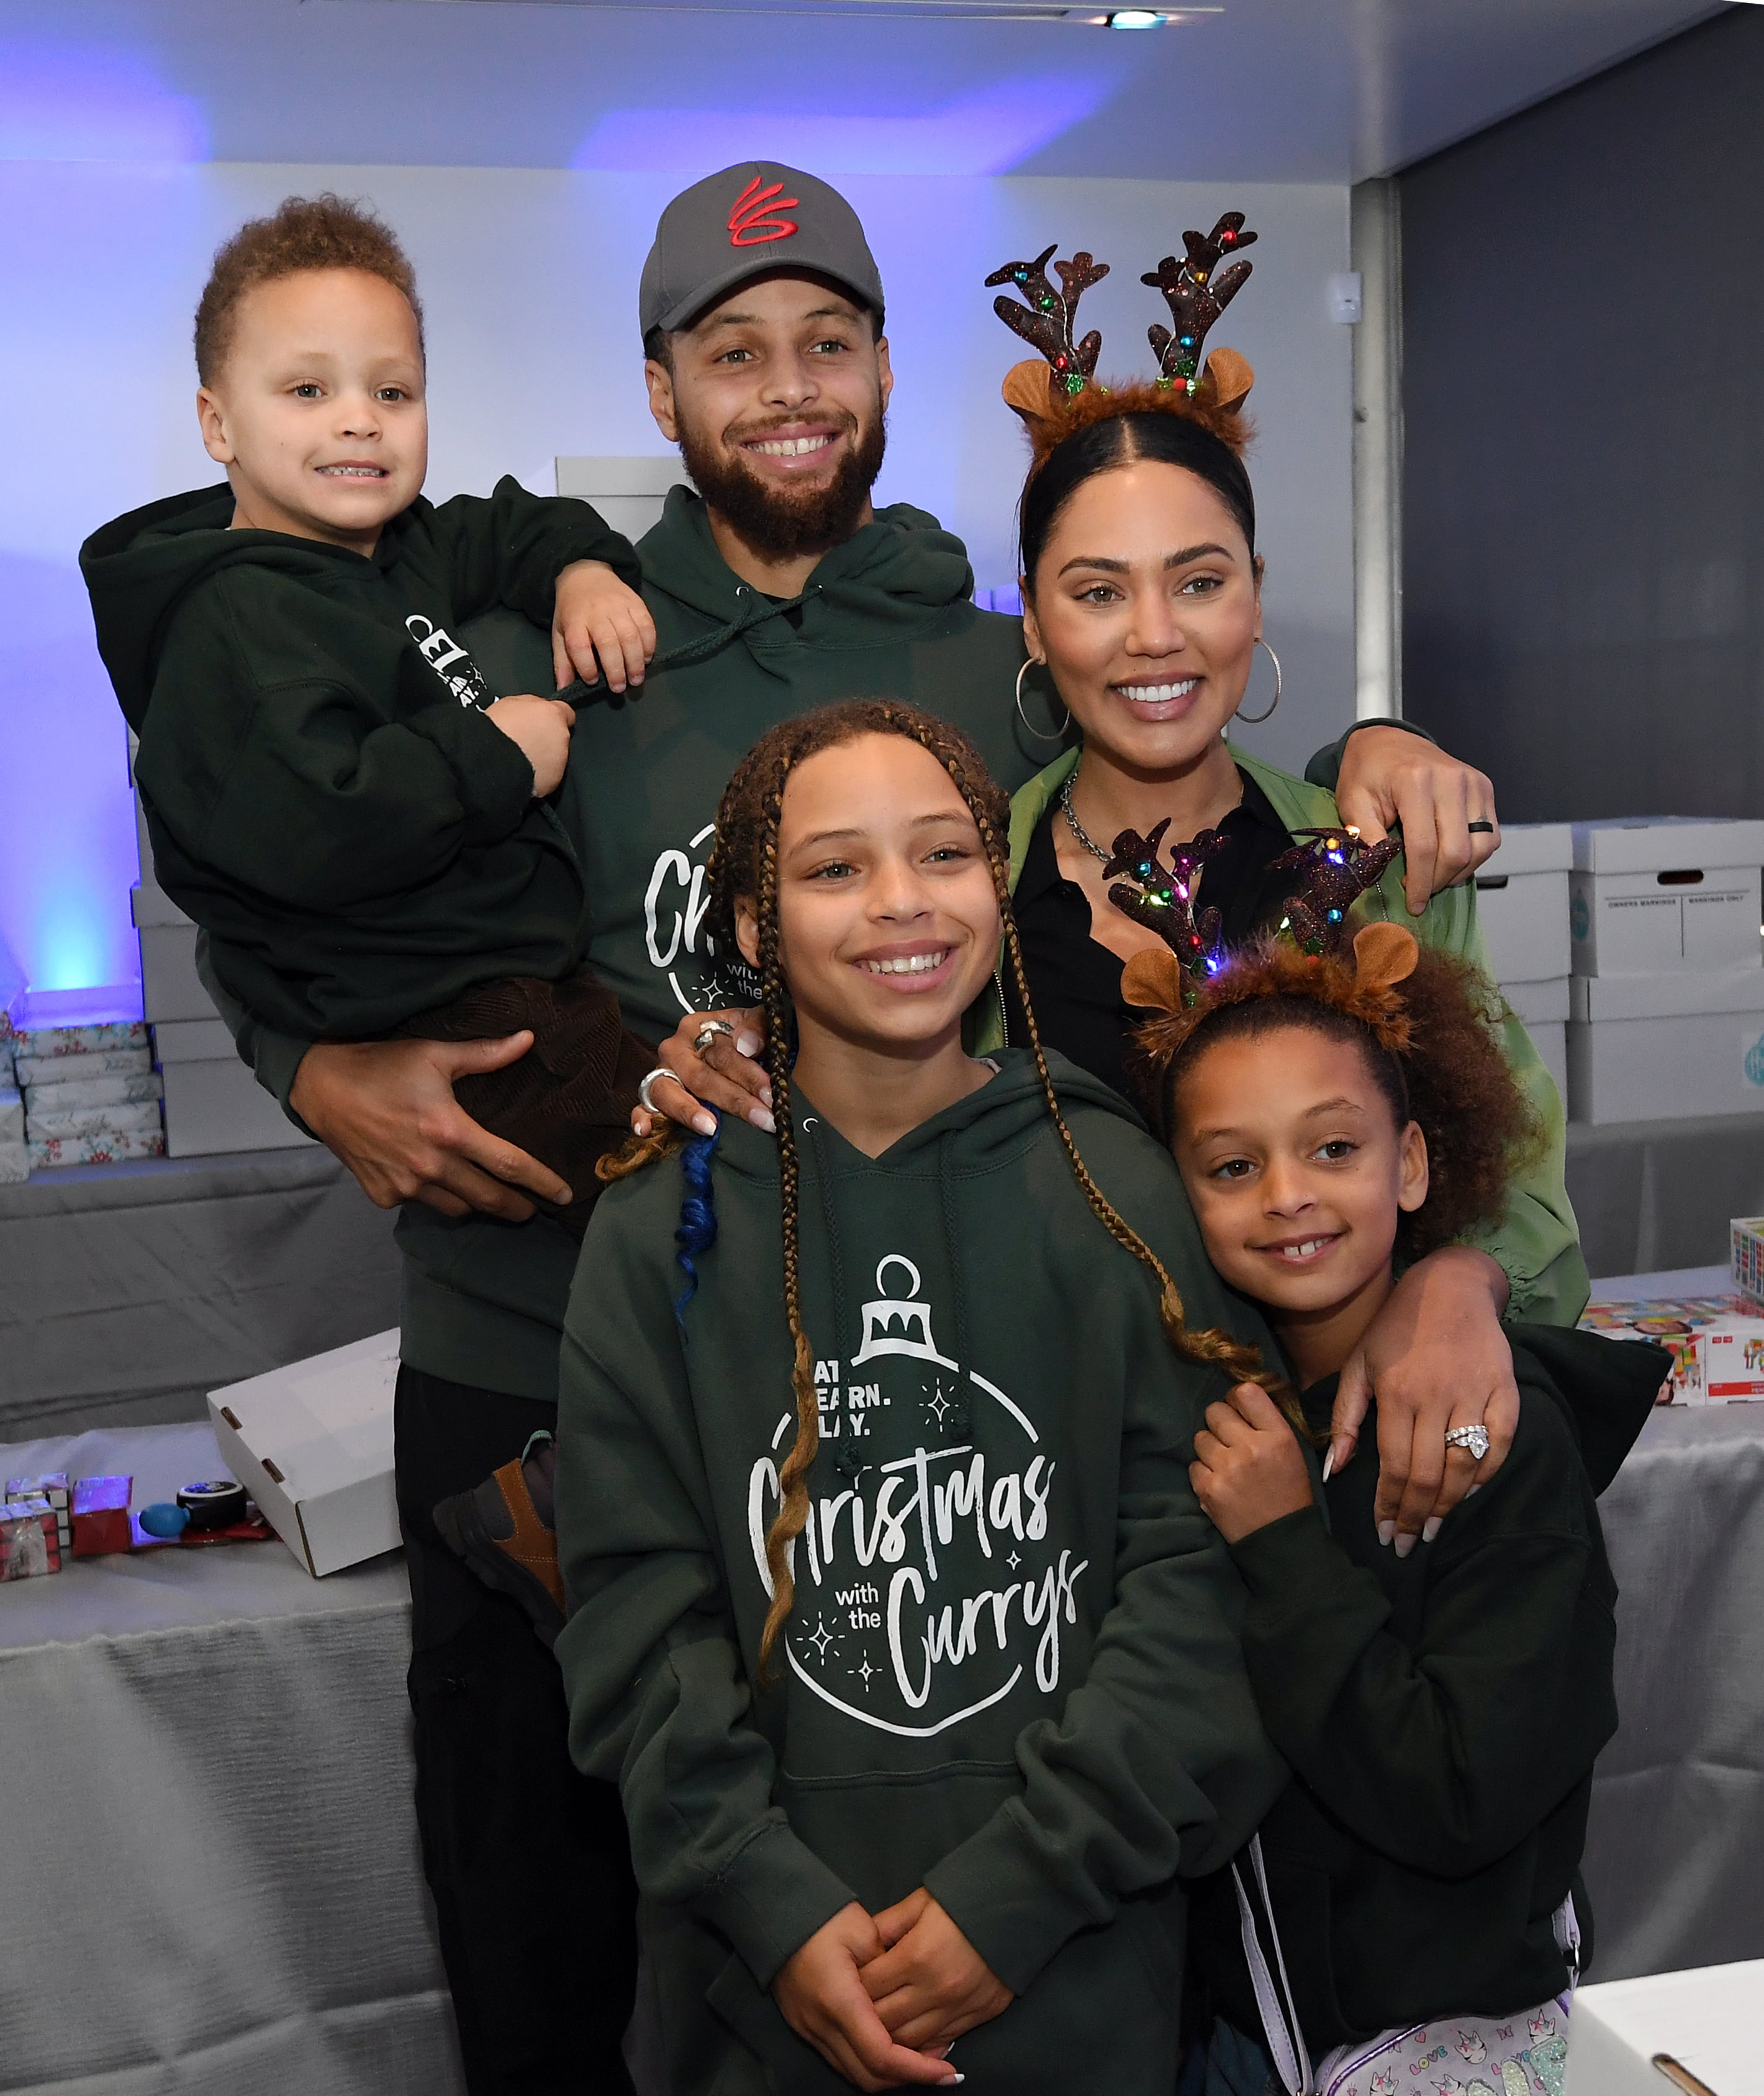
left=82, top=194, right=657, bottom=1224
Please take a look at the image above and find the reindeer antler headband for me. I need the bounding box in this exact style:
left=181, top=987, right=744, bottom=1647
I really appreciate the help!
left=988, top=212, right=1258, bottom=468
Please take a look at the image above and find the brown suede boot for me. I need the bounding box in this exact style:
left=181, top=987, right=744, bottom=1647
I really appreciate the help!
left=432, top=1435, right=564, bottom=1647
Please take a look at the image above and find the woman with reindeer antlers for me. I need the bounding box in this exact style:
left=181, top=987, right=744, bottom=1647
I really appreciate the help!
left=974, top=215, right=1588, bottom=1551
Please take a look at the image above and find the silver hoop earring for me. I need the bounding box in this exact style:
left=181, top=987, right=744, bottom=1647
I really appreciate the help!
left=1236, top=637, right=1282, bottom=725
left=1015, top=658, right=1071, bottom=748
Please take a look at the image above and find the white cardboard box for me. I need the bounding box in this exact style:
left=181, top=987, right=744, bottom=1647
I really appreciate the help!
left=208, top=1330, right=401, bottom=1576
left=139, top=922, right=220, bottom=1023
left=161, top=1056, right=313, bottom=1156
left=1563, top=1957, right=1764, bottom=2096
left=129, top=880, right=192, bottom=931
left=1472, top=822, right=1573, bottom=984
left=1568, top=969, right=1764, bottom=1123
left=1571, top=817, right=1764, bottom=976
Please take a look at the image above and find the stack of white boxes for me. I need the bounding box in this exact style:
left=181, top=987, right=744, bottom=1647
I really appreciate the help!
left=1470, top=823, right=1573, bottom=1102
left=0, top=1014, right=24, bottom=1184
left=14, top=1019, right=165, bottom=1166
left=132, top=786, right=313, bottom=1158
left=1566, top=817, right=1764, bottom=1124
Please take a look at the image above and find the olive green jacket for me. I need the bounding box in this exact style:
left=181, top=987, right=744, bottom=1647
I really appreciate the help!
left=974, top=745, right=1588, bottom=1328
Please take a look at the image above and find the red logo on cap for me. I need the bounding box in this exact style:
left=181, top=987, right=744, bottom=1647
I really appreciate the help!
left=728, top=176, right=800, bottom=248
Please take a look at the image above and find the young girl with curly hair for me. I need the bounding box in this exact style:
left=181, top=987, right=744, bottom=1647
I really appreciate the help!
left=550, top=700, right=1292, bottom=2095
left=1121, top=927, right=1663, bottom=2096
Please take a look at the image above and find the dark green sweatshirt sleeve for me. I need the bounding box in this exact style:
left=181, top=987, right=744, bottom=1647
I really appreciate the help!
left=1302, top=715, right=1438, bottom=792
left=1228, top=1400, right=1616, bottom=1879
left=923, top=1333, right=1288, bottom=1996
left=554, top=1241, right=856, bottom=1989
left=140, top=581, right=538, bottom=913
left=427, top=476, right=643, bottom=631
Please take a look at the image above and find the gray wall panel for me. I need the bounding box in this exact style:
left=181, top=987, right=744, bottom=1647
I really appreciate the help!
left=1398, top=10, right=1764, bottom=822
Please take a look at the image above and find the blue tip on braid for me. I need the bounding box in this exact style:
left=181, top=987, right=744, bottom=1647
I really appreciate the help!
left=672, top=1114, right=721, bottom=1327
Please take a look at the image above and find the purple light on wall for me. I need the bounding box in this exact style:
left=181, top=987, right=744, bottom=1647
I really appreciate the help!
left=0, top=45, right=208, bottom=163
left=574, top=76, right=1111, bottom=178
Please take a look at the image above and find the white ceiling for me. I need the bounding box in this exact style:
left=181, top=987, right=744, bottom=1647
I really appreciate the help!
left=0, top=0, right=1730, bottom=182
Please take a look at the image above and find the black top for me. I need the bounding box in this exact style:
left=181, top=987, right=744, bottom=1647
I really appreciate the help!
left=1005, top=765, right=1304, bottom=1107
left=1185, top=1325, right=1666, bottom=2049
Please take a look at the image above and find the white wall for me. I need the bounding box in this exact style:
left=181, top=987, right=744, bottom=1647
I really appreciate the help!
left=0, top=160, right=1351, bottom=997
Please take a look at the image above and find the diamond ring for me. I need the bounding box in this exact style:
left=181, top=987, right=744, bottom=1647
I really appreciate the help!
left=1444, top=1423, right=1491, bottom=1462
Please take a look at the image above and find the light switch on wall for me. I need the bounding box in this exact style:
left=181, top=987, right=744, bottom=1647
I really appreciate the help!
left=1329, top=271, right=1364, bottom=324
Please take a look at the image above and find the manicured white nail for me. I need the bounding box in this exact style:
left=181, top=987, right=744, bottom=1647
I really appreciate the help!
left=1321, top=1448, right=1335, bottom=1483
left=736, top=1032, right=762, bottom=1056
left=752, top=1108, right=777, bottom=1134
left=1422, top=1516, right=1442, bottom=1544
left=1393, top=1531, right=1417, bottom=1559
left=692, top=1113, right=716, bottom=1137
left=1377, top=1520, right=1395, bottom=1548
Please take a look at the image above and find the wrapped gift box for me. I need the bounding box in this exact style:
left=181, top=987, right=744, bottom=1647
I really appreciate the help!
left=1, top=1497, right=62, bottom=1579
left=6, top=1474, right=71, bottom=1553
left=25, top=1097, right=163, bottom=1143
left=29, top=1126, right=166, bottom=1169
left=14, top=1046, right=153, bottom=1084
left=21, top=1069, right=163, bottom=1111
left=71, top=1474, right=133, bottom=1556
left=14, top=1020, right=149, bottom=1061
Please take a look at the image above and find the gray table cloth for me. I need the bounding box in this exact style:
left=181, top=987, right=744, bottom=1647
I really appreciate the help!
left=0, top=1150, right=401, bottom=1439
left=2, top=1372, right=1757, bottom=2087
left=1567, top=1109, right=1764, bottom=1277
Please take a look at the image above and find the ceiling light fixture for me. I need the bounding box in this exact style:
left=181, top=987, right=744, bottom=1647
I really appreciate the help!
left=345, top=1, right=1219, bottom=21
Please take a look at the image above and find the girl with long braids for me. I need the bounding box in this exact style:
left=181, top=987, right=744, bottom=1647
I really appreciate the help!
left=552, top=700, right=1287, bottom=2096
left=1105, top=905, right=1662, bottom=2096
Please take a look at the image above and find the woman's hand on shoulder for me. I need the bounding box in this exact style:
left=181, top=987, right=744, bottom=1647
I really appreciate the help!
left=774, top=1902, right=966, bottom=2090
left=629, top=1006, right=774, bottom=1139
left=861, top=1888, right=1013, bottom=2056
left=1189, top=1382, right=1315, bottom=1546
left=1333, top=725, right=1500, bottom=915
left=1329, top=1245, right=1518, bottom=1550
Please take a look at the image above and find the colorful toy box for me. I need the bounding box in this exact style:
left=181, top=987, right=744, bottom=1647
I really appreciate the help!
left=1578, top=1294, right=1764, bottom=1404
left=0, top=1497, right=61, bottom=1579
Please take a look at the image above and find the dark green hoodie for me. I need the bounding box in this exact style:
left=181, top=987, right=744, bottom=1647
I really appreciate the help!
left=214, top=484, right=1043, bottom=1402
left=79, top=477, right=640, bottom=1038
left=1187, top=1325, right=1665, bottom=2050
left=554, top=1050, right=1288, bottom=2096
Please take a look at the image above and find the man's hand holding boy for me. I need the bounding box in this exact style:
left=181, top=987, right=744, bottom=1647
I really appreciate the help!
left=553, top=558, right=656, bottom=696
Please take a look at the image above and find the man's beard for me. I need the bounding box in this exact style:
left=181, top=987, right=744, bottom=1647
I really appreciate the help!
left=677, top=406, right=887, bottom=563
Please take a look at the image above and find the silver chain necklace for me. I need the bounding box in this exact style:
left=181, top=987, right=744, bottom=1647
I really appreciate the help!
left=1058, top=771, right=1111, bottom=865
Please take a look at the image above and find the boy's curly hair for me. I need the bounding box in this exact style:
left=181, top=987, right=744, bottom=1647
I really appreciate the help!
left=195, top=193, right=423, bottom=385
left=1138, top=934, right=1541, bottom=1264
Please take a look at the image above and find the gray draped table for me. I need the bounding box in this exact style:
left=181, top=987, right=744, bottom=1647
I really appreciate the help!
left=1, top=1279, right=1756, bottom=2089
left=0, top=1149, right=402, bottom=1440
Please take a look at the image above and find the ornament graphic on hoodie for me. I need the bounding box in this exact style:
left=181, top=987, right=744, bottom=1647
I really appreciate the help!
left=747, top=1253, right=1088, bottom=1738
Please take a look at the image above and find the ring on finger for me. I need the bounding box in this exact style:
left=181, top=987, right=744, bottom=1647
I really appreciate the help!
left=637, top=1066, right=682, bottom=1114
left=1466, top=820, right=1495, bottom=835
left=693, top=1017, right=737, bottom=1057
left=1444, top=1422, right=1490, bottom=1461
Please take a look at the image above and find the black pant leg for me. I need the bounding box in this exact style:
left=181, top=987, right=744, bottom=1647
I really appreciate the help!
left=396, top=1364, right=639, bottom=2096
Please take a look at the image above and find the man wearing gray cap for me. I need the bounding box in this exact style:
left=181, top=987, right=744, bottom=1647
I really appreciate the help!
left=214, top=161, right=1495, bottom=2095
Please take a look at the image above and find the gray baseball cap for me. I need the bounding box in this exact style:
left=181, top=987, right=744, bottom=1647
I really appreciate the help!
left=640, top=161, right=885, bottom=338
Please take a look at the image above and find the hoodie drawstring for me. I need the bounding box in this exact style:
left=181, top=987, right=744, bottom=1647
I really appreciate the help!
left=555, top=584, right=820, bottom=708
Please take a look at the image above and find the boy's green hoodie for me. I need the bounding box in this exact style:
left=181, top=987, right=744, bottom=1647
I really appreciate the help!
left=79, top=476, right=641, bottom=1039
left=554, top=1048, right=1289, bottom=2096
left=980, top=747, right=1590, bottom=1327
